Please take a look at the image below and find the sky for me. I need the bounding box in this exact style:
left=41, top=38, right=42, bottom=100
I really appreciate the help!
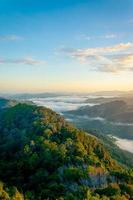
left=0, top=0, right=133, bottom=93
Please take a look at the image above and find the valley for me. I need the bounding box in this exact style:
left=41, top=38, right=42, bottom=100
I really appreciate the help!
left=0, top=97, right=133, bottom=199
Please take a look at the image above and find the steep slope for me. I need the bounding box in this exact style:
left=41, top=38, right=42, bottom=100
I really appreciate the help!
left=86, top=131, right=133, bottom=168
left=0, top=104, right=132, bottom=199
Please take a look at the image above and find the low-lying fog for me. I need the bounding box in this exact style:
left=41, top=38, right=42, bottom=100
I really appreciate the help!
left=65, top=115, right=105, bottom=122
left=111, top=136, right=133, bottom=153
left=29, top=94, right=133, bottom=152
left=111, top=122, right=133, bottom=126
left=30, top=95, right=98, bottom=112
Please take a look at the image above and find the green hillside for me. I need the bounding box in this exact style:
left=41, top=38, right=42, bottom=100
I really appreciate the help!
left=85, top=131, right=133, bottom=168
left=65, top=100, right=129, bottom=122
left=0, top=103, right=133, bottom=199
left=64, top=100, right=133, bottom=140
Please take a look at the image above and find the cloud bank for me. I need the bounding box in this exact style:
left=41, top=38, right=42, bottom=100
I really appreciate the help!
left=61, top=42, right=133, bottom=73
left=113, top=136, right=133, bottom=153
left=30, top=95, right=96, bottom=113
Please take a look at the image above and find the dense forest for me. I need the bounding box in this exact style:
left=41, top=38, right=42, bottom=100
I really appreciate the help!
left=0, top=99, right=133, bottom=199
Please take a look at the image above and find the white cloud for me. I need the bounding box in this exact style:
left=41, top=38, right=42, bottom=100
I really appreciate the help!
left=104, top=34, right=117, bottom=39
left=76, top=33, right=117, bottom=41
left=0, top=57, right=46, bottom=66
left=0, top=34, right=23, bottom=41
left=101, top=54, right=133, bottom=73
left=60, top=43, right=133, bottom=73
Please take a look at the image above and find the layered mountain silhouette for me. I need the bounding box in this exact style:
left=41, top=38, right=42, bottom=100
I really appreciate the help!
left=65, top=100, right=133, bottom=123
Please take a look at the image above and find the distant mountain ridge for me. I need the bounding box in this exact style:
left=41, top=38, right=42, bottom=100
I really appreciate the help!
left=65, top=100, right=133, bottom=123
left=1, top=90, right=133, bottom=100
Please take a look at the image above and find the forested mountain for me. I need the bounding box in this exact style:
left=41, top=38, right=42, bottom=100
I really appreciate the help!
left=65, top=100, right=133, bottom=123
left=85, top=131, right=133, bottom=169
left=64, top=100, right=133, bottom=141
left=0, top=102, right=133, bottom=199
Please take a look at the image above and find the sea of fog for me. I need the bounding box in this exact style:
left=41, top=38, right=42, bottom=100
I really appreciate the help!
left=29, top=94, right=133, bottom=153
left=30, top=95, right=99, bottom=113
left=112, top=136, right=133, bottom=153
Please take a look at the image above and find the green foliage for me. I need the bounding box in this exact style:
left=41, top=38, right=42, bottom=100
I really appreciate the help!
left=0, top=182, right=24, bottom=200
left=0, top=104, right=132, bottom=199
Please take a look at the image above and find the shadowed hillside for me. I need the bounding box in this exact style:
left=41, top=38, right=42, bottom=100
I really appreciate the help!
left=64, top=100, right=133, bottom=140
left=0, top=97, right=17, bottom=109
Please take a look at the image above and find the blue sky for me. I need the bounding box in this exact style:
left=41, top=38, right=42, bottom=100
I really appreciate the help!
left=0, top=0, right=133, bottom=92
